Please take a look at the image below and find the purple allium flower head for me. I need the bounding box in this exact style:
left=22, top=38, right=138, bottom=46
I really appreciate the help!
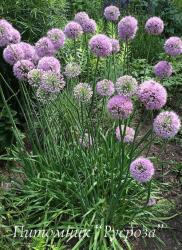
left=40, top=71, right=65, bottom=93
left=13, top=60, right=35, bottom=80
left=79, top=133, right=93, bottom=148
left=9, top=28, right=21, bottom=44
left=107, top=95, right=133, bottom=119
left=145, top=17, right=164, bottom=35
left=19, top=42, right=36, bottom=61
left=110, top=38, right=120, bottom=54
left=164, top=37, right=182, bottom=56
left=154, top=61, right=173, bottom=79
left=36, top=87, right=58, bottom=104
left=153, top=111, right=181, bottom=139
left=28, top=69, right=43, bottom=87
left=37, top=56, right=61, bottom=73
left=104, top=5, right=120, bottom=21
left=35, top=37, right=55, bottom=58
left=115, top=75, right=138, bottom=97
left=81, top=19, right=97, bottom=34
left=89, top=34, right=112, bottom=57
left=64, top=62, right=81, bottom=78
left=73, top=83, right=93, bottom=102
left=96, top=79, right=115, bottom=96
left=3, top=44, right=24, bottom=65
left=47, top=28, right=65, bottom=50
left=0, top=19, right=12, bottom=47
left=64, top=21, right=83, bottom=39
left=130, top=157, right=155, bottom=183
left=74, top=12, right=90, bottom=25
left=138, top=80, right=167, bottom=110
left=115, top=125, right=135, bottom=143
left=118, top=16, right=138, bottom=41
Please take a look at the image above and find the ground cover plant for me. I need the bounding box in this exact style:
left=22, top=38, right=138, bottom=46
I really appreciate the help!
left=0, top=3, right=182, bottom=250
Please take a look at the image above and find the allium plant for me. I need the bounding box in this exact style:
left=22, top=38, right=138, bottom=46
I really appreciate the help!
left=0, top=12, right=181, bottom=250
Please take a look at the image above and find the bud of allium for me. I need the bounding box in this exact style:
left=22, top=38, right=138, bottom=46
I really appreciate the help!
left=145, top=17, right=164, bottom=35
left=130, top=157, right=155, bottom=183
left=35, top=37, right=55, bottom=58
left=36, top=87, right=58, bottom=104
left=104, top=5, right=120, bottom=21
left=154, top=61, right=173, bottom=79
left=0, top=19, right=12, bottom=47
left=79, top=133, right=93, bottom=148
left=3, top=44, right=24, bottom=65
left=47, top=28, right=65, bottom=50
left=28, top=69, right=43, bottom=87
left=164, top=37, right=182, bottom=57
left=73, top=83, right=93, bottom=102
left=107, top=95, right=133, bottom=119
left=13, top=60, right=35, bottom=81
left=110, top=39, right=120, bottom=54
left=64, top=62, right=81, bottom=78
left=74, top=12, right=90, bottom=25
left=115, top=125, right=135, bottom=143
left=40, top=71, right=65, bottom=93
left=89, top=34, right=112, bottom=57
left=137, top=80, right=167, bottom=110
left=37, top=56, right=61, bottom=74
left=81, top=19, right=97, bottom=34
left=115, top=75, right=138, bottom=97
left=96, top=79, right=115, bottom=96
left=118, top=16, right=138, bottom=41
left=64, top=21, right=83, bottom=39
left=153, top=111, right=181, bottom=139
left=147, top=198, right=157, bottom=207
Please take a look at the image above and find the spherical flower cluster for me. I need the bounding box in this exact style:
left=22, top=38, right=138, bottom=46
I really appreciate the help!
left=37, top=56, right=61, bottom=73
left=47, top=28, right=65, bottom=50
left=81, top=19, right=97, bottom=34
left=118, top=16, right=138, bottom=41
left=64, top=21, right=83, bottom=39
left=73, top=83, right=93, bottom=102
left=154, top=61, right=173, bottom=79
left=138, top=80, right=167, bottom=110
left=64, top=62, right=81, bottom=78
left=89, top=34, right=112, bottom=57
left=13, top=60, right=35, bottom=80
left=9, top=28, right=21, bottom=44
left=35, top=37, right=55, bottom=58
left=74, top=12, right=89, bottom=25
left=36, top=87, right=58, bottom=104
left=107, top=95, right=133, bottom=119
left=115, top=125, right=135, bottom=143
left=19, top=42, right=36, bottom=61
left=104, top=5, right=120, bottom=21
left=164, top=37, right=182, bottom=56
left=27, top=69, right=43, bottom=87
left=110, top=39, right=120, bottom=54
left=3, top=44, right=24, bottom=65
left=130, top=157, right=155, bottom=183
left=40, top=71, right=65, bottom=93
left=0, top=19, right=21, bottom=47
left=115, top=75, right=138, bottom=97
left=153, top=111, right=181, bottom=139
left=145, top=17, right=164, bottom=35
left=79, top=133, right=93, bottom=148
left=96, top=79, right=115, bottom=96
